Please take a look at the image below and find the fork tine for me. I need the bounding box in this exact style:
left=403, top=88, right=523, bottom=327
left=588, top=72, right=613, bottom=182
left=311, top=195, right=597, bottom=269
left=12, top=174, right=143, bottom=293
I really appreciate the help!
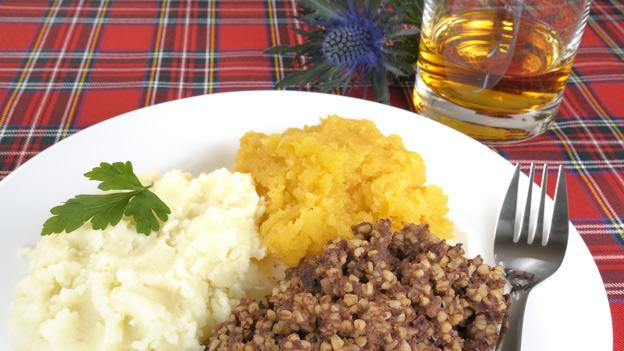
left=547, top=165, right=569, bottom=247
left=533, top=164, right=548, bottom=245
left=495, top=164, right=520, bottom=245
left=518, top=163, right=535, bottom=243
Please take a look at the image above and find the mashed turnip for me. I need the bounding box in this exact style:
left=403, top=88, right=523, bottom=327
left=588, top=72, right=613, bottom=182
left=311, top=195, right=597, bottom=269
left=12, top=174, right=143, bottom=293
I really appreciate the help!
left=235, top=116, right=452, bottom=266
left=10, top=169, right=267, bottom=351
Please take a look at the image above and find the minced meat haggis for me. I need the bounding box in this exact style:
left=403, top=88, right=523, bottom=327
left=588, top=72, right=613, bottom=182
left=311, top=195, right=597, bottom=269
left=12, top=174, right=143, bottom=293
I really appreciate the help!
left=206, top=220, right=510, bottom=351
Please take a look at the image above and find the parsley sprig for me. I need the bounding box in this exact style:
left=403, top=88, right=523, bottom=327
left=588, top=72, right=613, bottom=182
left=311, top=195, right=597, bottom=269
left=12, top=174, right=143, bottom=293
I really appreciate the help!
left=42, top=161, right=171, bottom=236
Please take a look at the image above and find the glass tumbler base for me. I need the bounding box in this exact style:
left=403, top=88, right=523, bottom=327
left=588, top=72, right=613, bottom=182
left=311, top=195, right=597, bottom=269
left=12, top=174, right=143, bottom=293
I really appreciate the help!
left=412, top=75, right=561, bottom=144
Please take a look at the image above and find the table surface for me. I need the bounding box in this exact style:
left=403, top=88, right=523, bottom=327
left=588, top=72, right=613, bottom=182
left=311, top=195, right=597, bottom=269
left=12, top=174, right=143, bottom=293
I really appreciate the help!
left=0, top=0, right=622, bottom=349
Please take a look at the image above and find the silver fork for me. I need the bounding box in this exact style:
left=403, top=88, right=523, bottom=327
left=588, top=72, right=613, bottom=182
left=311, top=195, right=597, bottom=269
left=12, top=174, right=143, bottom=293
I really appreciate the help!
left=494, top=163, right=569, bottom=351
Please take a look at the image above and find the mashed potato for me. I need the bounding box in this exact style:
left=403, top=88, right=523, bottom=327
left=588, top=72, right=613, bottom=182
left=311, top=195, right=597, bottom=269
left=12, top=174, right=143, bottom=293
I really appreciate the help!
left=235, top=115, right=453, bottom=266
left=10, top=169, right=266, bottom=351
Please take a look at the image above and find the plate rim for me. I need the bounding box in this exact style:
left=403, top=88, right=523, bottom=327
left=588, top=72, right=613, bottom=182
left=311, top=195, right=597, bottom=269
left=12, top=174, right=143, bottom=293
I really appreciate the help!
left=0, top=90, right=505, bottom=188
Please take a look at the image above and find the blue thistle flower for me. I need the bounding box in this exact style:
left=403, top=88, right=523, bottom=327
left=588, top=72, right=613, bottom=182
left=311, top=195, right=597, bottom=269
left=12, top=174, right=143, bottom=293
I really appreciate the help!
left=266, top=0, right=422, bottom=104
left=322, top=16, right=382, bottom=68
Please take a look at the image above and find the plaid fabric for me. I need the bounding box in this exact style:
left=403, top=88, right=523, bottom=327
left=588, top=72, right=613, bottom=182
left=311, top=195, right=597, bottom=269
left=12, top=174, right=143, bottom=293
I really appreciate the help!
left=0, top=0, right=622, bottom=348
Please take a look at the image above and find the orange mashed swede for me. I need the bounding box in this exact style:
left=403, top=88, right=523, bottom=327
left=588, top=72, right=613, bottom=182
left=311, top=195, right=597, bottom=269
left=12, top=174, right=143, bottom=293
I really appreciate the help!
left=235, top=115, right=453, bottom=266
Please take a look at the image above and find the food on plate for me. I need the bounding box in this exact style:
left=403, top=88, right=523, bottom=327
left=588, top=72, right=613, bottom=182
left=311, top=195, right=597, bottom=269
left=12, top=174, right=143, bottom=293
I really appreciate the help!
left=9, top=117, right=509, bottom=351
left=206, top=220, right=510, bottom=351
left=235, top=115, right=452, bottom=266
left=10, top=169, right=269, bottom=351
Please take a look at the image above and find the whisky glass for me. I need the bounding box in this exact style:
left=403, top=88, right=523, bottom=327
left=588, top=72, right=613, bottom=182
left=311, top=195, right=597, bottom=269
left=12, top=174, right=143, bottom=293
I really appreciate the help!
left=413, top=0, right=592, bottom=143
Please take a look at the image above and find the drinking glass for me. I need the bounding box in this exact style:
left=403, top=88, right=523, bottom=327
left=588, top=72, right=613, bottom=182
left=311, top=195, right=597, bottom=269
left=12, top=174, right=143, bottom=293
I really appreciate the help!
left=413, top=0, right=592, bottom=143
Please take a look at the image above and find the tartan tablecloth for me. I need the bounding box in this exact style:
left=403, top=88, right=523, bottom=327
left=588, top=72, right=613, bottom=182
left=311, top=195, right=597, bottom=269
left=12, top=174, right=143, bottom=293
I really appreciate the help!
left=0, top=0, right=622, bottom=349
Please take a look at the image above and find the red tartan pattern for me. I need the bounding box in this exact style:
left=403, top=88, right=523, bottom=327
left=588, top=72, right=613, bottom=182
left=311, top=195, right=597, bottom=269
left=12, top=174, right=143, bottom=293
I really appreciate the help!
left=0, top=1, right=622, bottom=349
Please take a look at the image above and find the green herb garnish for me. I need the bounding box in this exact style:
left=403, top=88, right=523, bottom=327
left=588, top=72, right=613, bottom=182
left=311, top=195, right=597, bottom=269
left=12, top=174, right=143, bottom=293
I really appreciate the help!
left=42, top=161, right=171, bottom=236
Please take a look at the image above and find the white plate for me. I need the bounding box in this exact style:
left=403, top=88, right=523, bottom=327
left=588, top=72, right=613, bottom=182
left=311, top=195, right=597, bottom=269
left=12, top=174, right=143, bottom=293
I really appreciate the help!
left=0, top=91, right=612, bottom=350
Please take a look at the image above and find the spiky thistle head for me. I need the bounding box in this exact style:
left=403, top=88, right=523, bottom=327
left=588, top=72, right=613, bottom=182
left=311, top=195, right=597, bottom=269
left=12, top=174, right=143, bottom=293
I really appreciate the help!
left=321, top=15, right=384, bottom=68
left=266, top=0, right=422, bottom=104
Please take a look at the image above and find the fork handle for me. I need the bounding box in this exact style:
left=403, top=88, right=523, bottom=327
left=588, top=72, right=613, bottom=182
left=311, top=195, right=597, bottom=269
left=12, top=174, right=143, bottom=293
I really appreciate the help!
left=497, top=289, right=530, bottom=351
